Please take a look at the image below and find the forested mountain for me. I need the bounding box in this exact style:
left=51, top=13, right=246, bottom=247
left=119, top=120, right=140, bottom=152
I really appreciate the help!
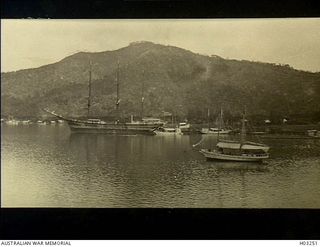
left=2, top=41, right=320, bottom=123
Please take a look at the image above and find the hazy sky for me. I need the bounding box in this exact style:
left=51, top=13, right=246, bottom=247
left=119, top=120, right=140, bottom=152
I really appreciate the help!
left=1, top=19, right=320, bottom=72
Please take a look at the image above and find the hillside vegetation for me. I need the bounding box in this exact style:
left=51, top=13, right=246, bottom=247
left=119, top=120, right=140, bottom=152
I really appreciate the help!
left=2, top=41, right=320, bottom=123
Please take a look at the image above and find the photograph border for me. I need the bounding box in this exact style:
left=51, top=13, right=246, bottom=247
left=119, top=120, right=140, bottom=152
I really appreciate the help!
left=1, top=0, right=320, bottom=240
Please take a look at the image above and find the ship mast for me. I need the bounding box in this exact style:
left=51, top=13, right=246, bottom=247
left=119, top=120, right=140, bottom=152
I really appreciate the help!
left=207, top=108, right=210, bottom=129
left=217, top=107, right=222, bottom=142
left=115, top=61, right=120, bottom=122
left=141, top=70, right=145, bottom=120
left=240, top=108, right=247, bottom=146
left=87, top=61, right=92, bottom=117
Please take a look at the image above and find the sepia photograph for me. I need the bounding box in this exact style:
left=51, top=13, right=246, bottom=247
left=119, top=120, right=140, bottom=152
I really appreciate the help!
left=1, top=18, right=320, bottom=209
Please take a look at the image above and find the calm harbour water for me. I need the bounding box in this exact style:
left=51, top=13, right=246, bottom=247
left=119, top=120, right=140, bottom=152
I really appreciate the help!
left=2, top=124, right=320, bottom=208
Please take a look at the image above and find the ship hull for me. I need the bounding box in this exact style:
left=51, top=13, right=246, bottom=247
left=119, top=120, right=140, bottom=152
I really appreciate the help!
left=200, top=149, right=269, bottom=162
left=68, top=121, right=158, bottom=135
left=43, top=109, right=163, bottom=135
left=154, top=131, right=183, bottom=136
left=154, top=133, right=183, bottom=136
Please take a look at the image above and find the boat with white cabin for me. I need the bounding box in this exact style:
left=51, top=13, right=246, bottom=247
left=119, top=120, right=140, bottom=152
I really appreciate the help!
left=179, top=122, right=190, bottom=129
left=200, top=141, right=269, bottom=162
left=154, top=127, right=183, bottom=136
left=6, top=119, right=19, bottom=125
left=199, top=110, right=270, bottom=162
left=22, top=120, right=31, bottom=125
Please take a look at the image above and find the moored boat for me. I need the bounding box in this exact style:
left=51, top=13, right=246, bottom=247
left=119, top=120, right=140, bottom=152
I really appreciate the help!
left=307, top=129, right=320, bottom=138
left=179, top=122, right=190, bottom=129
left=154, top=127, right=183, bottom=136
left=22, top=120, right=31, bottom=125
left=37, top=120, right=47, bottom=125
left=199, top=110, right=270, bottom=162
left=6, top=119, right=19, bottom=125
left=178, top=122, right=192, bottom=133
left=200, top=140, right=269, bottom=162
left=44, top=61, right=165, bottom=135
left=201, top=108, right=232, bottom=135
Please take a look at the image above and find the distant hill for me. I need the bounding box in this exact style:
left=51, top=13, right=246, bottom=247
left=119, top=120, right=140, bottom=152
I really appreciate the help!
left=2, top=41, right=320, bottom=123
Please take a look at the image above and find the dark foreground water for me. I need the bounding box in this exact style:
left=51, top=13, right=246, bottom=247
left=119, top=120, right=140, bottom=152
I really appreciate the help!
left=2, top=124, right=320, bottom=208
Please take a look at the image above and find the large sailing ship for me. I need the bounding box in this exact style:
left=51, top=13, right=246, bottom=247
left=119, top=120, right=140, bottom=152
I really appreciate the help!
left=45, top=62, right=165, bottom=134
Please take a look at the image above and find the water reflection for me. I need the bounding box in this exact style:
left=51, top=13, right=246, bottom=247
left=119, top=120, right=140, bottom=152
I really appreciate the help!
left=209, top=162, right=269, bottom=172
left=67, top=133, right=197, bottom=207
left=2, top=125, right=320, bottom=208
left=200, top=161, right=270, bottom=208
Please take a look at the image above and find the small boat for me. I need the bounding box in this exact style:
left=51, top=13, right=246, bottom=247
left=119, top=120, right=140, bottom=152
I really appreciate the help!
left=6, top=119, right=19, bottom=125
left=57, top=119, right=64, bottom=124
left=307, top=130, right=320, bottom=138
left=37, top=120, right=47, bottom=125
left=178, top=122, right=192, bottom=133
left=200, top=108, right=232, bottom=135
left=179, top=122, right=190, bottom=129
left=50, top=120, right=57, bottom=124
left=22, top=120, right=31, bottom=125
left=200, top=110, right=270, bottom=162
left=154, top=127, right=183, bottom=135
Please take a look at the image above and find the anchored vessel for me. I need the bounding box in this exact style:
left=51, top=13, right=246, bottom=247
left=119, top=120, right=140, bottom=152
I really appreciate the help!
left=200, top=110, right=270, bottom=162
left=200, top=108, right=232, bottom=134
left=154, top=127, right=183, bottom=136
left=43, top=109, right=164, bottom=134
left=178, top=122, right=192, bottom=133
left=45, top=62, right=165, bottom=134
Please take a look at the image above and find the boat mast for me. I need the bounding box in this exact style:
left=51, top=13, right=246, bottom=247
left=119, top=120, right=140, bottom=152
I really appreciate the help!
left=207, top=108, right=210, bottom=129
left=115, top=61, right=120, bottom=122
left=141, top=70, right=145, bottom=120
left=217, top=107, right=222, bottom=142
left=87, top=61, right=92, bottom=117
left=240, top=108, right=247, bottom=145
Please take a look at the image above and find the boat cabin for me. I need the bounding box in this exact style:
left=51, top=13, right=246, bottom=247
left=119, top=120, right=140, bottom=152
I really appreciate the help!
left=179, top=122, right=191, bottom=128
left=88, top=119, right=102, bottom=123
left=216, top=141, right=269, bottom=155
left=210, top=127, right=226, bottom=132
left=157, top=127, right=176, bottom=133
left=142, top=118, right=165, bottom=124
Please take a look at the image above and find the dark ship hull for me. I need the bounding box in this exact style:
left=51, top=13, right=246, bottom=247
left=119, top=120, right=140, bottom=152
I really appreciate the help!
left=44, top=109, right=162, bottom=135
left=68, top=120, right=160, bottom=135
